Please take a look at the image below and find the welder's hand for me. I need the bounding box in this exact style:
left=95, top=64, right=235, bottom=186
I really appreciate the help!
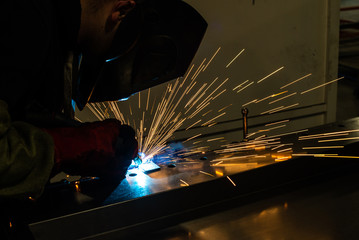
left=43, top=119, right=138, bottom=182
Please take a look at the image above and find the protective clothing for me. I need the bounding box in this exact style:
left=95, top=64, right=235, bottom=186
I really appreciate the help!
left=0, top=100, right=54, bottom=199
left=44, top=119, right=138, bottom=181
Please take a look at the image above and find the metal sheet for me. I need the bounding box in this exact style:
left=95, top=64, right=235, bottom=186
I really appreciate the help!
left=29, top=117, right=359, bottom=239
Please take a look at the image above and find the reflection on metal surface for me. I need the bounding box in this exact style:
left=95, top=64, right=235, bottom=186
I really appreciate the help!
left=127, top=169, right=149, bottom=188
left=275, top=157, right=292, bottom=162
left=215, top=170, right=224, bottom=177
left=74, top=181, right=80, bottom=192
left=258, top=207, right=279, bottom=217
left=272, top=154, right=292, bottom=162
left=149, top=171, right=359, bottom=240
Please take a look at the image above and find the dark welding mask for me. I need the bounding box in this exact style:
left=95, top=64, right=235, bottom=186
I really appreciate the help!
left=75, top=0, right=207, bottom=110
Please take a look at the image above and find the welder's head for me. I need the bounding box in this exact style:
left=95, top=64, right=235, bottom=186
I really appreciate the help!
left=75, top=0, right=207, bottom=110
left=78, top=0, right=136, bottom=60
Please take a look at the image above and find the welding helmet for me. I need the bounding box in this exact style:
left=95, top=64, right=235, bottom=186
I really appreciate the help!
left=75, top=0, right=207, bottom=110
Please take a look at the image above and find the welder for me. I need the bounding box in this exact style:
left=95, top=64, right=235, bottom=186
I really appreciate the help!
left=0, top=0, right=140, bottom=201
left=0, top=0, right=206, bottom=238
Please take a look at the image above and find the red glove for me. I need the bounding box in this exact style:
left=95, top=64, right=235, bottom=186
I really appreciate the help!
left=43, top=119, right=138, bottom=181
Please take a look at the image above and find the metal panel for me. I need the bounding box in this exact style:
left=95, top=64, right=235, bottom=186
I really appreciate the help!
left=29, top=117, right=359, bottom=239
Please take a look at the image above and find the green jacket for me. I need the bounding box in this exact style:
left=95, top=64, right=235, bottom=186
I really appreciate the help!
left=0, top=100, right=54, bottom=199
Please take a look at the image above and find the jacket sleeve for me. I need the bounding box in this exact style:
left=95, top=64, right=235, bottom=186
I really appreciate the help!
left=0, top=100, right=54, bottom=200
